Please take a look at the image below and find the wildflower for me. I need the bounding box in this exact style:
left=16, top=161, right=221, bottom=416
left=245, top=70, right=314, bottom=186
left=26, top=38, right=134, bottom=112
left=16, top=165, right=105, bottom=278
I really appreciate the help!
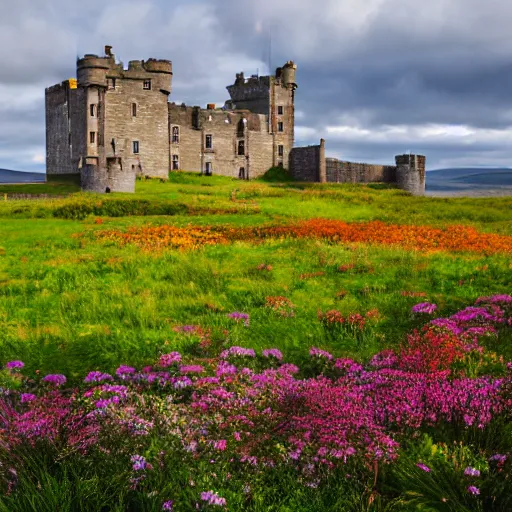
left=6, top=361, right=24, bottom=370
left=489, top=454, right=507, bottom=463
left=416, top=463, right=431, bottom=472
left=116, top=365, right=136, bottom=377
left=213, top=440, right=227, bottom=451
left=227, top=312, right=250, bottom=326
left=464, top=467, right=480, bottom=477
left=41, top=374, right=66, bottom=386
left=84, top=371, right=113, bottom=383
left=162, top=501, right=173, bottom=511
left=262, top=348, right=283, bottom=361
left=20, top=393, right=36, bottom=403
left=412, top=302, right=437, bottom=314
left=131, top=455, right=148, bottom=471
left=200, top=491, right=227, bottom=507
left=467, top=486, right=480, bottom=495
left=179, top=365, right=204, bottom=374
left=309, top=347, right=333, bottom=360
left=216, top=361, right=237, bottom=377
left=220, top=346, right=255, bottom=359
left=159, top=352, right=182, bottom=368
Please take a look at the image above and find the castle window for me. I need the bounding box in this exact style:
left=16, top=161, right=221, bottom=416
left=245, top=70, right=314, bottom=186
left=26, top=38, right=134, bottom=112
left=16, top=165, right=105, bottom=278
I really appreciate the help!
left=239, top=167, right=245, bottom=179
left=172, top=126, right=180, bottom=144
left=205, top=134, right=213, bottom=149
left=108, top=78, right=116, bottom=90
left=89, top=131, right=96, bottom=144
left=277, top=105, right=283, bottom=115
left=172, top=154, right=179, bottom=170
left=204, top=162, right=212, bottom=175
left=278, top=161, right=283, bottom=167
left=278, top=122, right=284, bottom=132
left=143, top=80, right=151, bottom=90
left=237, top=119, right=245, bottom=137
left=237, top=140, right=245, bottom=156
left=131, top=103, right=137, bottom=117
left=90, top=104, right=96, bottom=117
left=278, top=145, right=284, bottom=157
left=132, top=141, right=139, bottom=154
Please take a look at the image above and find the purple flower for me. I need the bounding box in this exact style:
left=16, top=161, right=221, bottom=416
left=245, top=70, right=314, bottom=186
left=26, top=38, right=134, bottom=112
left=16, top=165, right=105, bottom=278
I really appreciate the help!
left=368, top=350, right=398, bottom=369
left=20, top=393, right=36, bottom=403
left=131, top=455, right=148, bottom=471
left=309, top=347, right=333, bottom=360
left=476, top=294, right=512, bottom=304
left=158, top=352, right=182, bottom=368
left=464, top=467, right=480, bottom=477
left=200, top=491, right=227, bottom=507
left=162, top=501, right=174, bottom=511
left=116, top=365, right=136, bottom=377
left=84, top=371, right=113, bottom=383
left=412, top=302, right=437, bottom=314
left=467, top=486, right=480, bottom=496
left=6, top=361, right=24, bottom=370
left=220, top=346, right=256, bottom=359
left=42, top=374, right=66, bottom=386
left=489, top=454, right=507, bottom=463
left=262, top=348, right=283, bottom=361
left=179, top=365, right=204, bottom=374
left=416, top=463, right=431, bottom=473
left=216, top=361, right=237, bottom=377
left=227, top=312, right=250, bottom=326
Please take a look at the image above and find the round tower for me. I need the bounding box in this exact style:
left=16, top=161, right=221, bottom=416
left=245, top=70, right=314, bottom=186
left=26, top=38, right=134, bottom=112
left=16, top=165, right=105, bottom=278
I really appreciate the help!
left=144, top=59, right=173, bottom=95
left=77, top=55, right=110, bottom=87
left=395, top=154, right=426, bottom=195
left=281, top=61, right=297, bottom=89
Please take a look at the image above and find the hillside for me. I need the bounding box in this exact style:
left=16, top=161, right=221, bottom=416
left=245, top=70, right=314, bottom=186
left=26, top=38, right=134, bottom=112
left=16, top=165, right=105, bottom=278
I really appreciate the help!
left=427, top=167, right=512, bottom=195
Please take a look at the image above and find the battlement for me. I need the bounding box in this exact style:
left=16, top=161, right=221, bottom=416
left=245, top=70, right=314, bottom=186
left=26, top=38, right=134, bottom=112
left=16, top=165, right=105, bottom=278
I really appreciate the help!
left=76, top=47, right=172, bottom=93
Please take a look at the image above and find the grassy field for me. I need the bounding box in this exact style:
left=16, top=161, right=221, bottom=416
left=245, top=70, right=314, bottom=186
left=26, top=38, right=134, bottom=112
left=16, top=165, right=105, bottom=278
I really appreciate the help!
left=0, top=173, right=511, bottom=511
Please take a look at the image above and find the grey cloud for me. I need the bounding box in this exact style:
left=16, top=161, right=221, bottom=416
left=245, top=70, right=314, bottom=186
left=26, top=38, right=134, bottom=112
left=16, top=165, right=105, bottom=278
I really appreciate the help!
left=2, top=0, right=512, bottom=171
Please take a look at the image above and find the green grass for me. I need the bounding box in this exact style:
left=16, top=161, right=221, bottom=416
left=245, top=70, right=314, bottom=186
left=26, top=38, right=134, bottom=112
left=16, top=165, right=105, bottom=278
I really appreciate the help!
left=0, top=174, right=81, bottom=195
left=0, top=173, right=511, bottom=510
left=0, top=172, right=510, bottom=379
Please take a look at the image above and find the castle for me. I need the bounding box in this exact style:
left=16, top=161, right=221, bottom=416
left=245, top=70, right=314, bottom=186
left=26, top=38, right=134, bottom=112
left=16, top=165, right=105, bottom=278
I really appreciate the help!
left=45, top=46, right=425, bottom=195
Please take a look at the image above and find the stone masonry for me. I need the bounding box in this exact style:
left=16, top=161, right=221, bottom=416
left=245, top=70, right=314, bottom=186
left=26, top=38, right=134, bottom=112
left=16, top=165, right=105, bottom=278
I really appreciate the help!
left=45, top=45, right=426, bottom=194
left=46, top=46, right=297, bottom=191
left=290, top=142, right=426, bottom=195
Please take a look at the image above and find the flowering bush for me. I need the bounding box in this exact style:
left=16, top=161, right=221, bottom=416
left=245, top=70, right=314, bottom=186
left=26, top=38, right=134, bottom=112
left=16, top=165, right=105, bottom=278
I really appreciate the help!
left=0, top=296, right=510, bottom=509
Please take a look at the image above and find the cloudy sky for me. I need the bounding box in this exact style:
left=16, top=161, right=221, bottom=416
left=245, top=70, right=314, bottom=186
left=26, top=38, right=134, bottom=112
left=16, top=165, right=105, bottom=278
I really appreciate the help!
left=2, top=0, right=512, bottom=172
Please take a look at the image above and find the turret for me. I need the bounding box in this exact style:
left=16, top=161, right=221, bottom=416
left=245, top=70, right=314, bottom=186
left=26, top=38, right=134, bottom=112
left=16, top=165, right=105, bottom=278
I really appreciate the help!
left=144, top=59, right=173, bottom=95
left=280, top=61, right=297, bottom=90
left=395, top=154, right=426, bottom=195
left=77, top=54, right=111, bottom=88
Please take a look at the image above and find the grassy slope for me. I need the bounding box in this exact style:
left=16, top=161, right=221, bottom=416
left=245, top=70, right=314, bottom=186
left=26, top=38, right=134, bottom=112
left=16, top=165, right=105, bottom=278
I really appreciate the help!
left=0, top=172, right=511, bottom=380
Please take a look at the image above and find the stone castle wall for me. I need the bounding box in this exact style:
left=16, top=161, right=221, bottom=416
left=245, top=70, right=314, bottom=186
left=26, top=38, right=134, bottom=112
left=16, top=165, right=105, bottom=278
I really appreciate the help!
left=290, top=140, right=425, bottom=195
left=289, top=140, right=326, bottom=182
left=45, top=81, right=86, bottom=175
left=325, top=159, right=396, bottom=183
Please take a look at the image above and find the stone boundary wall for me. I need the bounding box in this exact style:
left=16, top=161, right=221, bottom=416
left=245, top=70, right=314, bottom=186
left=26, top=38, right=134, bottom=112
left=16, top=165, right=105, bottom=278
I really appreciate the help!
left=289, top=139, right=326, bottom=182
left=325, top=158, right=397, bottom=183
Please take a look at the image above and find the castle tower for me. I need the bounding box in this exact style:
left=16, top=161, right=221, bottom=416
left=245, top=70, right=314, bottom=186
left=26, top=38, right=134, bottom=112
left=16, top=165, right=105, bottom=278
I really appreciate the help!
left=47, top=45, right=172, bottom=192
left=226, top=61, right=297, bottom=168
left=395, top=154, right=426, bottom=195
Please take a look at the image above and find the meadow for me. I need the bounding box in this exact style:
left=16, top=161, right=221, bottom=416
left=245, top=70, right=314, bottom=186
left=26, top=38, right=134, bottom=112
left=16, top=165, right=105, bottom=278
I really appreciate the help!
left=0, top=172, right=511, bottom=511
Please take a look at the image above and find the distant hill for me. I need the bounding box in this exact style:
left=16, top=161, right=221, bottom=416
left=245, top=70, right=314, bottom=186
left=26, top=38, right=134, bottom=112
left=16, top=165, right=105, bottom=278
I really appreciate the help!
left=0, top=168, right=46, bottom=184
left=426, top=167, right=512, bottom=195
